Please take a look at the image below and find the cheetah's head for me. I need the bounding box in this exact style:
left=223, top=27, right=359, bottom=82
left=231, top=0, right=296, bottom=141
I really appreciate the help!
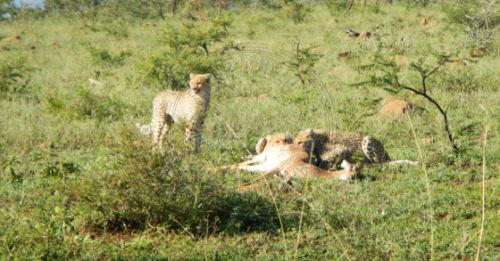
left=294, top=128, right=315, bottom=153
left=255, top=132, right=293, bottom=154
left=189, top=73, right=211, bottom=94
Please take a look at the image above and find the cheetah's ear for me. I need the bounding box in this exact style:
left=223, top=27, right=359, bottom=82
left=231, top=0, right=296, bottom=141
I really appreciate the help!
left=189, top=73, right=195, bottom=80
left=305, top=128, right=314, bottom=135
left=204, top=73, right=211, bottom=83
left=255, top=137, right=268, bottom=154
left=284, top=132, right=293, bottom=143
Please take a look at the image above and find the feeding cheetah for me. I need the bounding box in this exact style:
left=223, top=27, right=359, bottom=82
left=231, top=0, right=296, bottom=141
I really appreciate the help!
left=293, top=129, right=416, bottom=169
left=138, top=73, right=212, bottom=152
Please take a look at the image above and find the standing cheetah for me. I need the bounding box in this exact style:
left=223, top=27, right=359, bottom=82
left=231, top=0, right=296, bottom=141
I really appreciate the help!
left=142, top=73, right=212, bottom=152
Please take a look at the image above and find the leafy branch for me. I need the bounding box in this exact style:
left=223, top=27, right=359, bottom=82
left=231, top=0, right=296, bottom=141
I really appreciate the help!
left=354, top=53, right=460, bottom=155
left=140, top=17, right=238, bottom=89
left=285, top=42, right=322, bottom=87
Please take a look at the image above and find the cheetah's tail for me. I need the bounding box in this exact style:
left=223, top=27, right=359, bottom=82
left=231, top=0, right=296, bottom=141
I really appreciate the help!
left=136, top=122, right=152, bottom=136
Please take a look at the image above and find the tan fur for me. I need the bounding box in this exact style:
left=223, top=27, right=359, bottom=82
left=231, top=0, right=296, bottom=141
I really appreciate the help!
left=227, top=133, right=359, bottom=182
left=294, top=129, right=390, bottom=169
left=149, top=73, right=211, bottom=151
left=255, top=132, right=293, bottom=154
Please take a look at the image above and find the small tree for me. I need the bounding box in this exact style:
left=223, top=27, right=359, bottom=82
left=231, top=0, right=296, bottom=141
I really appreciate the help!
left=0, top=0, right=12, bottom=15
left=169, top=0, right=178, bottom=14
left=284, top=42, right=322, bottom=87
left=140, top=17, right=238, bottom=89
left=354, top=52, right=460, bottom=155
left=324, top=0, right=351, bottom=13
left=281, top=0, right=311, bottom=23
left=150, top=0, right=168, bottom=18
left=0, top=56, right=32, bottom=99
left=444, top=0, right=499, bottom=50
left=45, top=0, right=101, bottom=27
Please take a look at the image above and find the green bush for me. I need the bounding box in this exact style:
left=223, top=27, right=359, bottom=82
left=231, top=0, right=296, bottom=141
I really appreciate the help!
left=76, top=130, right=280, bottom=235
left=0, top=56, right=32, bottom=99
left=0, top=0, right=13, bottom=16
left=72, top=88, right=128, bottom=121
left=282, top=0, right=311, bottom=23
left=142, top=49, right=224, bottom=90
left=86, top=45, right=131, bottom=66
left=45, top=92, right=67, bottom=114
left=139, top=17, right=235, bottom=89
left=45, top=0, right=101, bottom=26
left=443, top=0, right=500, bottom=48
left=284, top=43, right=322, bottom=87
left=45, top=0, right=172, bottom=19
left=99, top=19, right=130, bottom=38
left=324, top=0, right=350, bottom=13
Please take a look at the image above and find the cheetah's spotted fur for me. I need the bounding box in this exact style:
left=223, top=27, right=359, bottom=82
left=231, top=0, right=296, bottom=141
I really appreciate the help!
left=294, top=129, right=391, bottom=169
left=144, top=73, right=211, bottom=151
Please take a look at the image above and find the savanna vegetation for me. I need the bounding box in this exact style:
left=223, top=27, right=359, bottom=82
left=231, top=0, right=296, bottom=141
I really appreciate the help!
left=0, top=0, right=499, bottom=259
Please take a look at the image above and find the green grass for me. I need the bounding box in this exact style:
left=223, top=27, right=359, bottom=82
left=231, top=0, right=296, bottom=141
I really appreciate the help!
left=1, top=3, right=499, bottom=260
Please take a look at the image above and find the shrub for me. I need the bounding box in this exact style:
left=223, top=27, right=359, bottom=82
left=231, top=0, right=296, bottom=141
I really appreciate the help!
left=139, top=17, right=236, bottom=89
left=142, top=49, right=224, bottom=90
left=86, top=45, right=131, bottom=67
left=45, top=93, right=67, bottom=114
left=99, top=19, right=130, bottom=38
left=45, top=0, right=101, bottom=26
left=0, top=0, right=13, bottom=16
left=0, top=56, right=32, bottom=99
left=284, top=42, right=322, bottom=87
left=444, top=0, right=500, bottom=49
left=217, top=191, right=280, bottom=233
left=76, top=129, right=280, bottom=235
left=324, top=0, right=350, bottom=13
left=72, top=88, right=128, bottom=121
left=353, top=51, right=461, bottom=156
left=282, top=0, right=311, bottom=23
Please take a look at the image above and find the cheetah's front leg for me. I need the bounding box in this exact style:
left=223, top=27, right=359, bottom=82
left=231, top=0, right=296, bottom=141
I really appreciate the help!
left=185, top=121, right=202, bottom=152
left=320, top=144, right=352, bottom=170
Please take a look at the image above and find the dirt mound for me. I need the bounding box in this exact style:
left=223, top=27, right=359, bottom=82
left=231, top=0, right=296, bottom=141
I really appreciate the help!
left=394, top=55, right=408, bottom=65
left=420, top=17, right=438, bottom=27
left=378, top=96, right=424, bottom=118
left=471, top=47, right=487, bottom=57
left=359, top=31, right=371, bottom=39
left=4, top=34, right=21, bottom=42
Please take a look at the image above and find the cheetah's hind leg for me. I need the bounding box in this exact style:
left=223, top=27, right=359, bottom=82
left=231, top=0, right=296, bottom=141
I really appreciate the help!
left=152, top=114, right=173, bottom=152
left=158, top=115, right=174, bottom=151
left=361, top=136, right=391, bottom=163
